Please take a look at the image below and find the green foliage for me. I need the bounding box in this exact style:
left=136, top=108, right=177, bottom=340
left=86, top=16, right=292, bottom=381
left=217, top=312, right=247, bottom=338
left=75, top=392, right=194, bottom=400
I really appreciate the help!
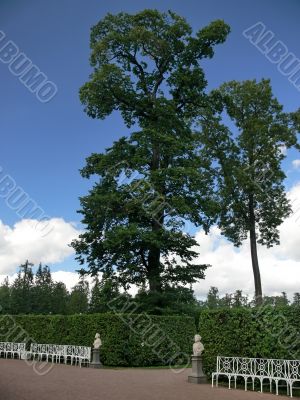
left=134, top=285, right=201, bottom=318
left=0, top=262, right=87, bottom=315
left=202, top=286, right=249, bottom=309
left=200, top=79, right=300, bottom=302
left=0, top=277, right=10, bottom=314
left=89, top=275, right=129, bottom=313
left=72, top=10, right=230, bottom=293
left=0, top=313, right=195, bottom=367
left=32, top=264, right=53, bottom=314
left=293, top=293, right=300, bottom=307
left=10, top=260, right=34, bottom=314
left=67, top=277, right=89, bottom=314
left=199, top=306, right=300, bottom=376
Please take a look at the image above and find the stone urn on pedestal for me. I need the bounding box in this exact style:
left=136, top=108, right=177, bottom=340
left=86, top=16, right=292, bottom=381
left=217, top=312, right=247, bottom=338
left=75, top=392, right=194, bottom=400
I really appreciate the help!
left=90, top=333, right=103, bottom=369
left=188, top=334, right=207, bottom=384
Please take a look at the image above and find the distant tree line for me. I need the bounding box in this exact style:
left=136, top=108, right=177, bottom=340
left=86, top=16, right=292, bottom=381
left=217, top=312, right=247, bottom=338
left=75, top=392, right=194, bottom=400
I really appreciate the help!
left=0, top=260, right=128, bottom=315
left=203, top=286, right=300, bottom=309
left=0, top=261, right=299, bottom=316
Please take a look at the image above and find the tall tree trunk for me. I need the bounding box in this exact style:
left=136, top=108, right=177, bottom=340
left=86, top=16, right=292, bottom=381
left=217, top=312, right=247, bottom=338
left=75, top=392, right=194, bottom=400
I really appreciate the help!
left=147, top=138, right=163, bottom=294
left=147, top=246, right=162, bottom=293
left=147, top=215, right=162, bottom=293
left=249, top=195, right=263, bottom=305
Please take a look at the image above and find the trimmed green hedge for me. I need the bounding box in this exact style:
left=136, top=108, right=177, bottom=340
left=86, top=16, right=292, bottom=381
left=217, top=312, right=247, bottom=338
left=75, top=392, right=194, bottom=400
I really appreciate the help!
left=0, top=313, right=195, bottom=367
left=199, top=306, right=300, bottom=376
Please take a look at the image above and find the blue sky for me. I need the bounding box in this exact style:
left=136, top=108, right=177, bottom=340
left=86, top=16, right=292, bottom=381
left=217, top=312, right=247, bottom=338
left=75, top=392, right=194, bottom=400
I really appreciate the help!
left=0, top=0, right=300, bottom=290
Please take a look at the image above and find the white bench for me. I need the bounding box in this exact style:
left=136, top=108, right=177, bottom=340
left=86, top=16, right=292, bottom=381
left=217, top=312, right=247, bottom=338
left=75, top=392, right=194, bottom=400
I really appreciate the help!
left=29, top=343, right=91, bottom=367
left=0, top=342, right=26, bottom=359
left=64, top=345, right=91, bottom=367
left=212, top=356, right=300, bottom=397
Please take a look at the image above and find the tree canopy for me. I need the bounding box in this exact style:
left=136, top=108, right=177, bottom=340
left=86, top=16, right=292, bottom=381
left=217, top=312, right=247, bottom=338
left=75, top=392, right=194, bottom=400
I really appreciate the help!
left=200, top=79, right=300, bottom=303
left=71, top=9, right=230, bottom=294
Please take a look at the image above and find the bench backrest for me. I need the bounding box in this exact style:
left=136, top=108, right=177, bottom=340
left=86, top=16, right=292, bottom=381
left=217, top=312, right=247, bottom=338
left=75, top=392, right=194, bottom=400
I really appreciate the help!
left=216, top=356, right=300, bottom=380
left=0, top=342, right=25, bottom=352
left=30, top=343, right=91, bottom=360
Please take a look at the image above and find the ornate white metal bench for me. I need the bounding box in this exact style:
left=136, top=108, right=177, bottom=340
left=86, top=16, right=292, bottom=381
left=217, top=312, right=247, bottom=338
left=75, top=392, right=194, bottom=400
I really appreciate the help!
left=29, top=343, right=91, bottom=367
left=0, top=342, right=26, bottom=359
left=212, top=356, right=300, bottom=397
left=64, top=345, right=91, bottom=367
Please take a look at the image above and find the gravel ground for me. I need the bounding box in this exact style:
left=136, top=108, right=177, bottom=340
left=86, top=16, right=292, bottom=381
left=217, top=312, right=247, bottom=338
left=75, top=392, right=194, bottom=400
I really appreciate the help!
left=0, top=359, right=288, bottom=400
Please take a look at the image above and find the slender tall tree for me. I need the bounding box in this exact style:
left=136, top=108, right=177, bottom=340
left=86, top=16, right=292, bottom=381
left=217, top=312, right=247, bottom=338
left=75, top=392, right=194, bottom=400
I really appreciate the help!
left=201, top=79, right=299, bottom=304
left=71, top=10, right=230, bottom=294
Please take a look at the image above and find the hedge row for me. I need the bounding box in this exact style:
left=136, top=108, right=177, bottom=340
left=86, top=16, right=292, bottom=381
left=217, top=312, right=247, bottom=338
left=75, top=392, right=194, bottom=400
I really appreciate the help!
left=0, top=312, right=195, bottom=367
left=199, top=306, right=300, bottom=376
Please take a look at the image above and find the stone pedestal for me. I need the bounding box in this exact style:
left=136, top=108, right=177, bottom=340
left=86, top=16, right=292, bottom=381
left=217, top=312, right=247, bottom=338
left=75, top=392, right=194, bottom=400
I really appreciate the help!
left=188, top=355, right=207, bottom=384
left=21, top=352, right=31, bottom=360
left=90, top=349, right=103, bottom=369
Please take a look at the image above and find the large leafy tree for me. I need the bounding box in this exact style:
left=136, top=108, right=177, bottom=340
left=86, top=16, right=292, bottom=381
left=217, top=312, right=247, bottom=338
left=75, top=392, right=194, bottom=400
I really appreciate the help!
left=201, top=79, right=299, bottom=304
left=71, top=10, right=230, bottom=293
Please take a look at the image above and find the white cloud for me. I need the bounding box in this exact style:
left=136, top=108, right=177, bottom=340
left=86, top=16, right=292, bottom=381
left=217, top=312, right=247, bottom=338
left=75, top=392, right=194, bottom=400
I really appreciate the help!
left=51, top=271, right=82, bottom=291
left=279, top=144, right=287, bottom=156
left=292, top=159, right=300, bottom=169
left=193, top=183, right=300, bottom=300
left=0, top=218, right=81, bottom=275
left=1, top=183, right=300, bottom=302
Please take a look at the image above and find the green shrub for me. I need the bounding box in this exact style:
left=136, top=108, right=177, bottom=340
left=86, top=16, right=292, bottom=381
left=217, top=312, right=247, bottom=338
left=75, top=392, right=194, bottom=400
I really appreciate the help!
left=199, top=306, right=300, bottom=376
left=0, top=313, right=195, bottom=367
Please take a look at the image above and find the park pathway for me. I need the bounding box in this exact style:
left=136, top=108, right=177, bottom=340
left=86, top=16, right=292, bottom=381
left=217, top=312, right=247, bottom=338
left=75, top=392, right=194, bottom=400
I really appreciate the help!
left=0, top=359, right=288, bottom=400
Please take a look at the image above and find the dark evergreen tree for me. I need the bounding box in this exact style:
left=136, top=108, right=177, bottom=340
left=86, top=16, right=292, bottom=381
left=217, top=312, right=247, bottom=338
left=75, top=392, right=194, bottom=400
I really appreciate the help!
left=293, top=292, right=300, bottom=307
left=51, top=282, right=69, bottom=314
left=206, top=286, right=220, bottom=309
left=220, top=293, right=233, bottom=308
left=33, top=263, right=53, bottom=314
left=10, top=260, right=34, bottom=314
left=231, top=290, right=248, bottom=308
left=89, top=274, right=125, bottom=313
left=134, top=284, right=199, bottom=316
left=68, top=276, right=89, bottom=314
left=0, top=277, right=11, bottom=314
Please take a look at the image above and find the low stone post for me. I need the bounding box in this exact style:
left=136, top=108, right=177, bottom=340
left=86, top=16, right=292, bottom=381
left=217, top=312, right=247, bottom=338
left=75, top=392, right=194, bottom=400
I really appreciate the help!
left=90, top=348, right=102, bottom=369
left=188, top=355, right=207, bottom=383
